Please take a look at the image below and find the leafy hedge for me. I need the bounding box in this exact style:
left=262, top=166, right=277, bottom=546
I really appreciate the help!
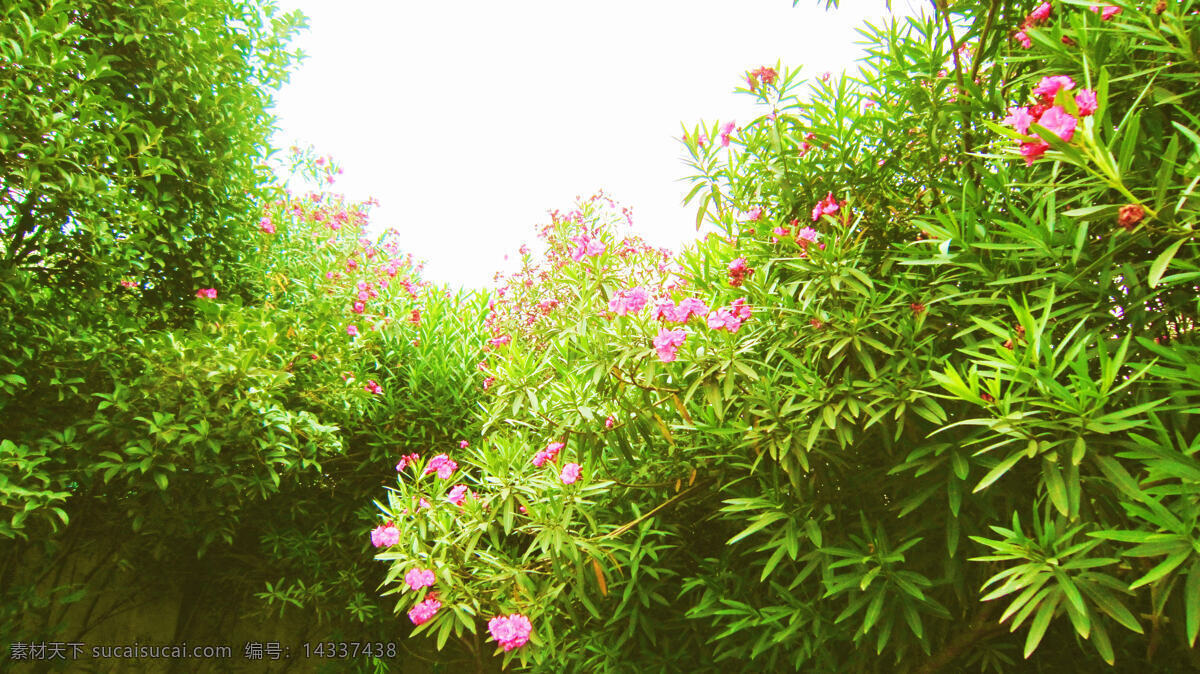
left=372, top=1, right=1200, bottom=671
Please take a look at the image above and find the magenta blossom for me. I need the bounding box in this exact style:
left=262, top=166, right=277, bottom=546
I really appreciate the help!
left=446, top=484, right=469, bottom=506
left=488, top=614, right=533, bottom=652
left=676, top=297, right=710, bottom=321
left=730, top=298, right=753, bottom=322
left=608, top=286, right=650, bottom=316
left=653, top=327, right=688, bottom=363
left=1003, top=106, right=1037, bottom=135
left=719, top=120, right=736, bottom=147
left=1036, top=106, right=1077, bottom=142
left=396, top=453, right=420, bottom=472
left=560, top=462, right=581, bottom=485
left=347, top=324, right=359, bottom=337
left=370, top=523, right=400, bottom=548
left=408, top=598, right=441, bottom=626
left=1075, top=89, right=1098, bottom=116
left=605, top=415, right=616, bottom=429
left=728, top=257, right=753, bottom=287
left=196, top=288, right=217, bottom=299
left=1029, top=2, right=1052, bottom=21
left=364, top=380, right=383, bottom=395
left=459, top=440, right=469, bottom=449
left=811, top=192, right=844, bottom=222
left=706, top=307, right=743, bottom=333
left=259, top=216, right=275, bottom=234
left=532, top=441, right=563, bottom=468
left=746, top=206, right=763, bottom=221
left=1032, top=75, right=1076, bottom=100
left=405, top=568, right=436, bottom=591
left=1090, top=4, right=1121, bottom=19
left=423, top=454, right=458, bottom=479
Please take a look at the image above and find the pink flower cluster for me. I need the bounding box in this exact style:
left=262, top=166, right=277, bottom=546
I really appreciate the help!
left=746, top=66, right=778, bottom=92
left=1014, top=2, right=1053, bottom=49
left=488, top=614, right=532, bottom=651
left=405, top=568, right=436, bottom=591
left=811, top=193, right=845, bottom=222
left=719, top=121, right=736, bottom=148
left=364, top=380, right=383, bottom=395
left=653, top=297, right=709, bottom=323
left=609, top=286, right=650, bottom=316
left=195, top=288, right=217, bottom=299
left=569, top=234, right=606, bottom=261
left=423, top=454, right=458, bottom=479
left=395, top=453, right=420, bottom=471
left=706, top=298, right=753, bottom=333
left=560, top=462, right=581, bottom=485
left=728, top=258, right=753, bottom=287
left=446, top=484, right=469, bottom=506
left=408, top=598, right=441, bottom=626
left=532, top=442, right=563, bottom=467
left=259, top=216, right=275, bottom=234
left=1090, top=4, right=1121, bottom=20
left=653, top=327, right=688, bottom=362
left=1002, top=75, right=1096, bottom=164
left=370, top=523, right=399, bottom=548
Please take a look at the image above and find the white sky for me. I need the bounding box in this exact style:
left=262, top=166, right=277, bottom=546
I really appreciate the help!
left=271, top=0, right=915, bottom=290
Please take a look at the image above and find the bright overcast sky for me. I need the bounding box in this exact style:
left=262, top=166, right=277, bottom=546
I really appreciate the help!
left=271, top=0, right=916, bottom=290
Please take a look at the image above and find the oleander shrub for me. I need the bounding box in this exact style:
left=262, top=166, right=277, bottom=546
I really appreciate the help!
left=372, top=1, right=1200, bottom=672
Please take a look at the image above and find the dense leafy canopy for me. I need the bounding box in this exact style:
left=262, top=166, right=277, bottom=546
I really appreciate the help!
left=3, top=0, right=1200, bottom=672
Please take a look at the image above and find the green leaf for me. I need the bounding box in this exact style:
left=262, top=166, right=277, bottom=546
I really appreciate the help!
left=1147, top=238, right=1186, bottom=289
left=1186, top=561, right=1200, bottom=647
left=1024, top=592, right=1060, bottom=658
left=974, top=450, right=1023, bottom=493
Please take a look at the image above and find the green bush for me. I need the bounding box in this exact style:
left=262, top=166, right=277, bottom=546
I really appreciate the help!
left=372, top=1, right=1200, bottom=671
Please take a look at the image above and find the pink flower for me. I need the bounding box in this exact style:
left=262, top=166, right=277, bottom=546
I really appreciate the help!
left=459, top=440, right=469, bottom=449
left=746, top=206, right=763, bottom=221
left=676, top=297, right=710, bottom=321
left=820, top=71, right=832, bottom=81
left=364, top=380, right=383, bottom=395
left=1036, top=106, right=1077, bottom=142
left=532, top=442, right=563, bottom=467
left=771, top=226, right=790, bottom=243
left=653, top=327, right=688, bottom=362
left=424, top=454, right=458, bottom=479
left=408, top=598, right=441, bottom=626
left=811, top=192, right=843, bottom=222
left=370, top=523, right=400, bottom=548
left=1019, top=141, right=1051, bottom=165
left=488, top=334, right=512, bottom=347
left=1090, top=4, right=1121, bottom=19
left=396, top=453, right=420, bottom=471
left=1029, top=2, right=1052, bottom=21
left=347, top=324, right=358, bottom=337
left=1014, top=31, right=1032, bottom=49
left=196, top=288, right=217, bottom=299
left=608, top=286, right=650, bottom=315
left=488, top=614, right=533, bottom=652
left=796, top=227, right=820, bottom=248
left=1075, top=89, right=1098, bottom=116
left=446, top=484, right=469, bottom=506
left=728, top=257, right=753, bottom=287
left=719, top=120, right=736, bottom=147
left=120, top=279, right=137, bottom=289
left=652, top=300, right=683, bottom=323
left=405, top=568, right=436, bottom=591
left=1003, top=106, right=1036, bottom=135
left=259, top=216, right=275, bottom=234
left=1032, top=75, right=1076, bottom=100
left=569, top=235, right=606, bottom=261
left=605, top=415, right=615, bottom=429
left=482, top=376, right=495, bottom=390
left=560, top=462, right=581, bottom=485
left=730, top=298, right=752, bottom=321
left=352, top=301, right=365, bottom=314
left=706, top=307, right=743, bottom=333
